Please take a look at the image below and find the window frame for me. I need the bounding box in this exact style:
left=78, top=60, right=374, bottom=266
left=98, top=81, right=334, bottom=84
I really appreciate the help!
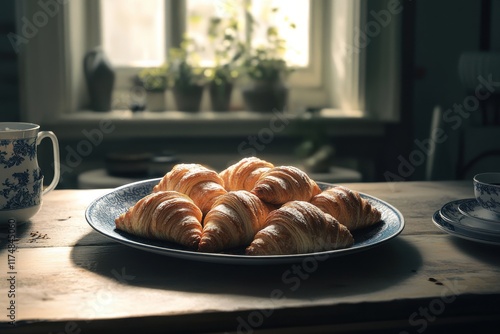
left=95, top=0, right=323, bottom=92
left=16, top=0, right=401, bottom=129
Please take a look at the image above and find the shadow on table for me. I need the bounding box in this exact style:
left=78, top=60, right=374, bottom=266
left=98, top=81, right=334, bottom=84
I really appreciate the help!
left=449, top=237, right=500, bottom=267
left=70, top=232, right=422, bottom=299
left=0, top=220, right=32, bottom=252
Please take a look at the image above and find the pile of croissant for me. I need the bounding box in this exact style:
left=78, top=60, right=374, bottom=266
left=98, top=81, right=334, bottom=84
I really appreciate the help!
left=115, top=157, right=382, bottom=255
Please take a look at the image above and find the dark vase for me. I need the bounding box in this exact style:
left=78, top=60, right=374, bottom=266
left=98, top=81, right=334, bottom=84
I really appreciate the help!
left=209, top=82, right=233, bottom=111
left=172, top=85, right=204, bottom=112
left=242, top=80, right=288, bottom=112
left=84, top=47, right=115, bottom=111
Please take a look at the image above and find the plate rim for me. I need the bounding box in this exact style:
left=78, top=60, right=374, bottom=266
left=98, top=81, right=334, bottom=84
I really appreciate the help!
left=457, top=198, right=500, bottom=223
left=85, top=179, right=405, bottom=264
left=440, top=199, right=500, bottom=235
left=432, top=210, right=500, bottom=246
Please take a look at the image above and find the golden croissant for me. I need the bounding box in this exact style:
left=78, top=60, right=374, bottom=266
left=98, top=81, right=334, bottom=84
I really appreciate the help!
left=198, top=190, right=274, bottom=252
left=251, top=165, right=321, bottom=205
left=246, top=201, right=353, bottom=255
left=153, top=163, right=227, bottom=214
left=310, top=186, right=381, bottom=231
left=115, top=191, right=203, bottom=249
left=220, top=157, right=274, bottom=191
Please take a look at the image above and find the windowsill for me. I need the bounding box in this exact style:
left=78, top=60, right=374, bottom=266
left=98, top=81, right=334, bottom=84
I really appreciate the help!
left=45, top=109, right=388, bottom=139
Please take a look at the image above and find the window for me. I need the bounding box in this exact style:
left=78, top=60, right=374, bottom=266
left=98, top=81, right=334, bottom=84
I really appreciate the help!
left=17, top=0, right=401, bottom=126
left=185, top=0, right=310, bottom=68
left=101, top=0, right=166, bottom=67
left=101, top=0, right=310, bottom=67
left=100, top=0, right=318, bottom=91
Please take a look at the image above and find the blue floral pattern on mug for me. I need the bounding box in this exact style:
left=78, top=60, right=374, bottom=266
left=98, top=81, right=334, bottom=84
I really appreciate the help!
left=0, top=178, right=42, bottom=210
left=2, top=169, right=29, bottom=197
left=0, top=138, right=36, bottom=168
left=33, top=168, right=42, bottom=182
left=1, top=137, right=43, bottom=210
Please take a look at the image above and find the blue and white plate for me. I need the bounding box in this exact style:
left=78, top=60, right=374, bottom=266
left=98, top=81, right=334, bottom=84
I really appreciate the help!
left=85, top=179, right=405, bottom=265
left=439, top=199, right=500, bottom=234
left=458, top=198, right=500, bottom=223
left=432, top=210, right=500, bottom=246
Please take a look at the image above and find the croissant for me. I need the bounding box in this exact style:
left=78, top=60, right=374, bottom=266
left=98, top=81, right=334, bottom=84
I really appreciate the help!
left=115, top=191, right=203, bottom=249
left=246, top=201, right=353, bottom=255
left=220, top=157, right=274, bottom=191
left=251, top=165, right=321, bottom=205
left=198, top=190, right=274, bottom=252
left=153, top=163, right=227, bottom=214
left=310, top=186, right=381, bottom=231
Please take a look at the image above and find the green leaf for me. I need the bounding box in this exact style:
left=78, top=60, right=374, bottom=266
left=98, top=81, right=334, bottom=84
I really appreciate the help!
left=267, top=27, right=278, bottom=37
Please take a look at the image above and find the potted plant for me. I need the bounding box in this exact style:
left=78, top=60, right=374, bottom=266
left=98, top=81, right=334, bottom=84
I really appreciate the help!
left=241, top=9, right=294, bottom=112
left=137, top=65, right=168, bottom=111
left=207, top=65, right=236, bottom=111
left=167, top=38, right=206, bottom=112
left=206, top=16, right=243, bottom=111
left=241, top=48, right=292, bottom=112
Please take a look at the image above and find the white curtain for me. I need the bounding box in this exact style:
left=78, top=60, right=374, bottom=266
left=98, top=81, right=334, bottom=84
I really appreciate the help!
left=327, top=0, right=401, bottom=121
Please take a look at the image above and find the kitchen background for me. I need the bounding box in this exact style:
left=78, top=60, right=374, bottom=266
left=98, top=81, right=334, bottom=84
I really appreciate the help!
left=1, top=0, right=500, bottom=188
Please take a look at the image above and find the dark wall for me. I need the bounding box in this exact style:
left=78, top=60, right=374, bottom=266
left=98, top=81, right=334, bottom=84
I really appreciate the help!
left=382, top=0, right=500, bottom=181
left=6, top=0, right=499, bottom=186
left=0, top=0, right=20, bottom=122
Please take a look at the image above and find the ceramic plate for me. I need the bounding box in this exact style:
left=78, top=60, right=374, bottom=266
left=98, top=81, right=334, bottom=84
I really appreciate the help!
left=432, top=210, right=500, bottom=246
left=440, top=199, right=500, bottom=234
left=85, top=179, right=405, bottom=265
left=458, top=198, right=500, bottom=223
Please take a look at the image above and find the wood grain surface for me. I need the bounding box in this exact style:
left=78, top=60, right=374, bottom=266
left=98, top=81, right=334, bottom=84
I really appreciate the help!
left=1, top=181, right=500, bottom=333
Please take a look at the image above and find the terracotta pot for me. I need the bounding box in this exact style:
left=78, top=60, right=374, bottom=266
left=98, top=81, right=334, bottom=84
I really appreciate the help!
left=242, top=80, right=288, bottom=112
left=172, top=85, right=204, bottom=112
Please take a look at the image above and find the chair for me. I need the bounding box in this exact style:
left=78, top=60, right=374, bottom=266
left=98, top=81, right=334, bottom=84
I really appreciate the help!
left=425, top=105, right=458, bottom=181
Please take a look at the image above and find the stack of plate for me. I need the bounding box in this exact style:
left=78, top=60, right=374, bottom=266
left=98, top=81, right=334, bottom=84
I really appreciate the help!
left=432, top=198, right=500, bottom=245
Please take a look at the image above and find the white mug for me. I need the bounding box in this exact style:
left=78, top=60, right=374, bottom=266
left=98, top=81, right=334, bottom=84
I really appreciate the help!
left=0, top=123, right=60, bottom=224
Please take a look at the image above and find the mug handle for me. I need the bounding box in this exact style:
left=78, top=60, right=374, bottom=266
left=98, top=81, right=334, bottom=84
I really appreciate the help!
left=37, top=131, right=60, bottom=195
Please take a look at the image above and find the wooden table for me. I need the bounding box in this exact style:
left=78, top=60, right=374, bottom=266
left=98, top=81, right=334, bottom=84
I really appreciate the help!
left=1, top=181, right=500, bottom=333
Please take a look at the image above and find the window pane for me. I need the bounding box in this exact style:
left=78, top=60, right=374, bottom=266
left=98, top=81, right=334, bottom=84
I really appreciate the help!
left=186, top=0, right=310, bottom=68
left=186, top=0, right=246, bottom=68
left=101, top=0, right=165, bottom=67
left=250, top=0, right=310, bottom=67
